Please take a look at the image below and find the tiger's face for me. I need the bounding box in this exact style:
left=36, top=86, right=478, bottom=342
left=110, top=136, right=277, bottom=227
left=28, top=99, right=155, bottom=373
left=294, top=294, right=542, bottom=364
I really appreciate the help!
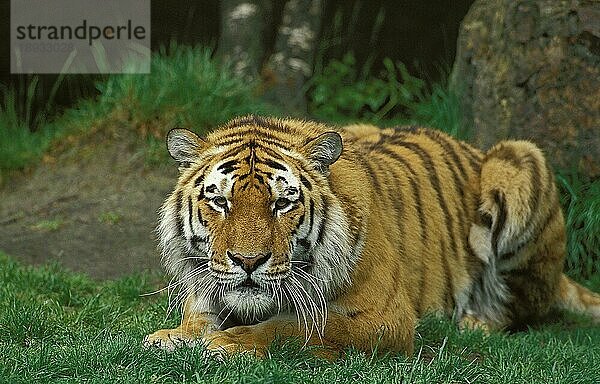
left=197, top=145, right=306, bottom=318
left=160, top=121, right=344, bottom=324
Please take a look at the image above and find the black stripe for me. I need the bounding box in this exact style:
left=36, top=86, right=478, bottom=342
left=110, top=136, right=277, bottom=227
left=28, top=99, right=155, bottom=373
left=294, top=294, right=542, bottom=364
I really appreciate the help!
left=440, top=238, right=455, bottom=310
left=394, top=141, right=459, bottom=296
left=491, top=190, right=507, bottom=258
left=392, top=125, right=421, bottom=135
left=308, top=199, right=315, bottom=236
left=480, top=211, right=493, bottom=229
left=372, top=159, right=410, bottom=305
left=507, top=189, right=560, bottom=261
left=300, top=175, right=312, bottom=190
left=315, top=196, right=329, bottom=246
left=232, top=115, right=281, bottom=131
left=297, top=238, right=311, bottom=250
left=248, top=141, right=256, bottom=172
left=194, top=175, right=204, bottom=188
left=457, top=141, right=483, bottom=171
left=187, top=196, right=194, bottom=234
left=263, top=159, right=287, bottom=171
left=212, top=136, right=244, bottom=148
left=191, top=235, right=207, bottom=245
left=419, top=131, right=468, bottom=200
left=216, top=134, right=292, bottom=152
left=371, top=155, right=406, bottom=229
left=423, top=130, right=469, bottom=179
left=180, top=167, right=199, bottom=186
left=525, top=155, right=542, bottom=223
left=215, top=144, right=248, bottom=164
left=361, top=159, right=384, bottom=196
left=295, top=212, right=305, bottom=231
left=255, top=168, right=274, bottom=180
left=489, top=144, right=521, bottom=168
left=376, top=147, right=426, bottom=241
left=253, top=173, right=265, bottom=185
left=421, top=131, right=472, bottom=263
left=440, top=241, right=454, bottom=309
left=255, top=145, right=286, bottom=161
left=532, top=203, right=560, bottom=244
left=205, top=184, right=217, bottom=194
left=175, top=190, right=184, bottom=237
left=217, top=159, right=238, bottom=174
left=198, top=207, right=207, bottom=227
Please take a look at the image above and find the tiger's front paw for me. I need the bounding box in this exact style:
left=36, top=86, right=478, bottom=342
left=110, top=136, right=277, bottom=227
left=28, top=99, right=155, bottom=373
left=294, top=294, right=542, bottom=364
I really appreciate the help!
left=143, top=329, right=199, bottom=351
left=203, top=330, right=265, bottom=358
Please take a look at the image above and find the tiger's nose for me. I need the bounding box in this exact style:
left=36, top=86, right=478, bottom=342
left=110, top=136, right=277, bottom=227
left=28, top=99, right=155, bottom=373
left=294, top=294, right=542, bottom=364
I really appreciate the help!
left=227, top=251, right=272, bottom=274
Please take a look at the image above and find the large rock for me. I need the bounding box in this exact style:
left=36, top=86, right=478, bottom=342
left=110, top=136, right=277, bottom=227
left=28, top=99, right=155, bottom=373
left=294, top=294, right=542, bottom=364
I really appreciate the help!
left=451, top=0, right=600, bottom=177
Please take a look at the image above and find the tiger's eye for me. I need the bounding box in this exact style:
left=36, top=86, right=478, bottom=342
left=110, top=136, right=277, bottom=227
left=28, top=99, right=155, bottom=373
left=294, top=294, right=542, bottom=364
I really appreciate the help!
left=275, top=197, right=291, bottom=210
left=213, top=196, right=228, bottom=208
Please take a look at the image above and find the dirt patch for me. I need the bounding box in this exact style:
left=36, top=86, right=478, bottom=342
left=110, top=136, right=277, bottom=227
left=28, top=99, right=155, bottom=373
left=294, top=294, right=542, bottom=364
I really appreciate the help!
left=0, top=133, right=178, bottom=280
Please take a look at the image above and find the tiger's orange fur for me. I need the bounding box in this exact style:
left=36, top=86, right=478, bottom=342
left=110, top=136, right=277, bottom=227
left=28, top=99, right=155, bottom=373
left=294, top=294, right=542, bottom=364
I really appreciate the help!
left=144, top=116, right=600, bottom=357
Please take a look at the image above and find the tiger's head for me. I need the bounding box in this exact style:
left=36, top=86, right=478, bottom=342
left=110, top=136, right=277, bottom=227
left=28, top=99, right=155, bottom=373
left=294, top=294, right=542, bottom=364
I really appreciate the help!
left=157, top=117, right=356, bottom=326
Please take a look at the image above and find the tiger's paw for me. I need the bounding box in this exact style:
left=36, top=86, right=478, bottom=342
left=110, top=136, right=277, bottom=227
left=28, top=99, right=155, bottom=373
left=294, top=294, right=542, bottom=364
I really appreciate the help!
left=143, top=329, right=199, bottom=351
left=203, top=330, right=265, bottom=358
left=458, top=314, right=491, bottom=334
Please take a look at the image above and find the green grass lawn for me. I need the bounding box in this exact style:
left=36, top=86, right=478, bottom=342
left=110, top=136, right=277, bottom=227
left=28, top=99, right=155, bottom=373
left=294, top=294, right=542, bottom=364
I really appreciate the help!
left=1, top=252, right=599, bottom=384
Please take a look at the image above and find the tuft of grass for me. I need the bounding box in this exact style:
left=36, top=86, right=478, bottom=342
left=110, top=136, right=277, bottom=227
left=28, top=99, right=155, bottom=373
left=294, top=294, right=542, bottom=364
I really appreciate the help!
left=306, top=53, right=424, bottom=125
left=306, top=53, right=466, bottom=140
left=29, top=218, right=64, bottom=232
left=94, top=44, right=273, bottom=140
left=408, top=83, right=469, bottom=140
left=1, top=45, right=274, bottom=174
left=557, top=172, right=600, bottom=280
left=0, top=251, right=599, bottom=383
left=98, top=211, right=123, bottom=225
left=0, top=88, right=56, bottom=174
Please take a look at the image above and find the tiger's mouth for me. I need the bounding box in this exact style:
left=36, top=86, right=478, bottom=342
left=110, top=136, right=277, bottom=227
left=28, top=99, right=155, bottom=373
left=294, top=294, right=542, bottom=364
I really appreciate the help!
left=240, top=275, right=260, bottom=288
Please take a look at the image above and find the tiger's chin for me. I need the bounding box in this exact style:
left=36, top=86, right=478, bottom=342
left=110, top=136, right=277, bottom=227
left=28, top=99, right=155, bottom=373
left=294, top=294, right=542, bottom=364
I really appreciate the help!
left=221, top=286, right=278, bottom=324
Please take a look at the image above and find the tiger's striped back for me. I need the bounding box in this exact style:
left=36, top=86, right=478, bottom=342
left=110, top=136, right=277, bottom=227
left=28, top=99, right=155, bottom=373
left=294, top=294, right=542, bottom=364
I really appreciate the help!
left=340, top=125, right=485, bottom=317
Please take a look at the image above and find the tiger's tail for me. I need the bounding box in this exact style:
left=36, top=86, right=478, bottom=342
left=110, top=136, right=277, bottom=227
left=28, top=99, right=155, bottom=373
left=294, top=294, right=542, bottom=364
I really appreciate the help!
left=555, top=274, right=600, bottom=322
left=468, top=140, right=600, bottom=327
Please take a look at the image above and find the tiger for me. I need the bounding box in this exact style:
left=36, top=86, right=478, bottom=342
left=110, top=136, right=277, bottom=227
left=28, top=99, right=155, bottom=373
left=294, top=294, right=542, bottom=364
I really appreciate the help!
left=143, top=115, right=600, bottom=357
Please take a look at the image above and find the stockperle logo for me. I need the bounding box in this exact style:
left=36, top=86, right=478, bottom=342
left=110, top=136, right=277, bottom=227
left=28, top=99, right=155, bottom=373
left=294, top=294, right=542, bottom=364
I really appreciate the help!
left=11, top=0, right=150, bottom=74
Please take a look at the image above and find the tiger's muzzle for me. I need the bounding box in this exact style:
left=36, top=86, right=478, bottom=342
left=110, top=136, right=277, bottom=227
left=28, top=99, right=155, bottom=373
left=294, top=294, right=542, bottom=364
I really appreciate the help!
left=226, top=250, right=272, bottom=275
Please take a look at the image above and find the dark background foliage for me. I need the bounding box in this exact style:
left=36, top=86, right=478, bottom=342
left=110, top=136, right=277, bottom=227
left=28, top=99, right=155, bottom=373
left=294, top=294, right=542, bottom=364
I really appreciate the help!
left=0, top=0, right=473, bottom=128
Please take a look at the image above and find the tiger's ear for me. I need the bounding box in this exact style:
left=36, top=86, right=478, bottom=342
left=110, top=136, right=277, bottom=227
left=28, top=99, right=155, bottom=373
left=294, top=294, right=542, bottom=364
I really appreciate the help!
left=303, top=131, right=343, bottom=173
left=166, top=128, right=206, bottom=168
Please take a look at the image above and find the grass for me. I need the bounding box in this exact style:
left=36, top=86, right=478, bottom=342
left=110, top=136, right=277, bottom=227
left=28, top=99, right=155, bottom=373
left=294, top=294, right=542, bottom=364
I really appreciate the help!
left=0, top=45, right=273, bottom=175
left=0, top=251, right=599, bottom=383
left=557, top=173, right=600, bottom=280
left=29, top=218, right=64, bottom=232
left=306, top=53, right=424, bottom=126
left=0, top=88, right=56, bottom=174
left=305, top=53, right=468, bottom=139
left=94, top=44, right=273, bottom=138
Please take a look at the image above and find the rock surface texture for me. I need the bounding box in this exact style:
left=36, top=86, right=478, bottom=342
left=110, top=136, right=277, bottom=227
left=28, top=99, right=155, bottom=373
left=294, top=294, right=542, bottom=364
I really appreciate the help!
left=451, top=0, right=600, bottom=177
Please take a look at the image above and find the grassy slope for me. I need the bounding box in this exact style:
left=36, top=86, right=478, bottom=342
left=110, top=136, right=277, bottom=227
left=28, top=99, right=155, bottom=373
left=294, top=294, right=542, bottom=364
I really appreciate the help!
left=0, top=45, right=273, bottom=175
left=1, top=252, right=599, bottom=384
